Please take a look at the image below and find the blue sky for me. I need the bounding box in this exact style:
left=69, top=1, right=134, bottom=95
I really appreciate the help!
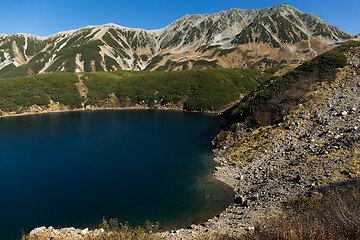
left=0, top=0, right=359, bottom=36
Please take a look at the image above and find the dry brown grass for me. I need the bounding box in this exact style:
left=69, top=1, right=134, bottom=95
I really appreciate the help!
left=201, top=180, right=360, bottom=240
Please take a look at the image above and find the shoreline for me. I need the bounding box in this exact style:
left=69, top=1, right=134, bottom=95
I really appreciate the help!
left=0, top=106, right=222, bottom=119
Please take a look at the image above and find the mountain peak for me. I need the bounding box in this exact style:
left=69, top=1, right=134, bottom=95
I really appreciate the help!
left=258, top=3, right=300, bottom=16
left=13, top=33, right=46, bottom=40
left=274, top=3, right=293, bottom=8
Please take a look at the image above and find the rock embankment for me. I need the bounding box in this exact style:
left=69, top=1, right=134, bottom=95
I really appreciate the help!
left=27, top=226, right=105, bottom=239
left=160, top=47, right=360, bottom=239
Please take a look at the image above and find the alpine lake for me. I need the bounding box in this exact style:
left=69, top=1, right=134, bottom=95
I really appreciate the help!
left=0, top=110, right=233, bottom=239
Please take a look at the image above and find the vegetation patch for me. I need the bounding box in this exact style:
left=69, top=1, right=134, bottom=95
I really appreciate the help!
left=232, top=27, right=254, bottom=44
left=155, top=60, right=190, bottom=71
left=201, top=181, right=360, bottom=240
left=145, top=55, right=163, bottom=70
left=197, top=44, right=220, bottom=53
left=0, top=72, right=82, bottom=112
left=248, top=180, right=360, bottom=240
left=264, top=64, right=288, bottom=74
left=83, top=68, right=270, bottom=111
left=0, top=65, right=270, bottom=114
left=0, top=63, right=16, bottom=78
left=192, top=59, right=220, bottom=69
left=218, top=48, right=237, bottom=57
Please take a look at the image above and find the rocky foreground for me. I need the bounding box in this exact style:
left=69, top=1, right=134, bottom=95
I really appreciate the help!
left=27, top=226, right=105, bottom=239
left=28, top=48, right=360, bottom=239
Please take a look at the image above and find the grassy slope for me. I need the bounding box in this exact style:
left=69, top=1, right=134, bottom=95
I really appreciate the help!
left=0, top=68, right=270, bottom=114
left=0, top=72, right=82, bottom=112
left=83, top=68, right=269, bottom=111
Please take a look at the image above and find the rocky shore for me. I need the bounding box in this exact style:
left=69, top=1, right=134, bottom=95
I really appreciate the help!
left=0, top=105, right=224, bottom=120
left=1, top=106, right=183, bottom=118
left=27, top=48, right=360, bottom=239
left=159, top=47, right=360, bottom=239
left=27, top=226, right=105, bottom=239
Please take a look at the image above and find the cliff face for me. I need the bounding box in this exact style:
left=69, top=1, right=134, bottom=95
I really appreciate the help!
left=0, top=4, right=356, bottom=78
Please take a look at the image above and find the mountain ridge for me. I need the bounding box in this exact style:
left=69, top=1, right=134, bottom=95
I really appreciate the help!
left=0, top=4, right=357, bottom=77
left=1, top=4, right=316, bottom=38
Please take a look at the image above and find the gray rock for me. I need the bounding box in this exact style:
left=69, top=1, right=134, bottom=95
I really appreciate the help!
left=81, top=228, right=89, bottom=235
left=247, top=226, right=255, bottom=232
left=29, top=226, right=46, bottom=236
left=340, top=110, right=348, bottom=116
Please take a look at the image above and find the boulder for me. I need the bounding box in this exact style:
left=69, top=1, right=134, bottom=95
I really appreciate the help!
left=29, top=226, right=46, bottom=236
left=81, top=228, right=89, bottom=235
left=340, top=110, right=348, bottom=116
left=234, top=196, right=245, bottom=205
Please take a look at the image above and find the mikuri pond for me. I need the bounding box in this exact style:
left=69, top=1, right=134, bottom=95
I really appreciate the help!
left=0, top=110, right=233, bottom=239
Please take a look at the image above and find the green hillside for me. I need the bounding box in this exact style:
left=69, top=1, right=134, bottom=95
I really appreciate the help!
left=0, top=72, right=82, bottom=112
left=0, top=68, right=271, bottom=114
left=83, top=68, right=269, bottom=111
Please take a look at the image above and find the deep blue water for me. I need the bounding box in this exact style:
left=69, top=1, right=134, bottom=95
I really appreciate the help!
left=0, top=110, right=233, bottom=240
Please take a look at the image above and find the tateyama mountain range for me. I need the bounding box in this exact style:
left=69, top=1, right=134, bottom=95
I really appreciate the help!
left=0, top=4, right=357, bottom=78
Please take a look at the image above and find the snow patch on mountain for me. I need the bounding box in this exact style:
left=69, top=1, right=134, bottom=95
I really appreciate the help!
left=39, top=54, right=57, bottom=74
left=75, top=53, right=84, bottom=73
left=0, top=52, right=13, bottom=69
left=93, top=26, right=109, bottom=40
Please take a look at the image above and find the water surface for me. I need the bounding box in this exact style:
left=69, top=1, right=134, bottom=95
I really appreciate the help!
left=0, top=110, right=233, bottom=239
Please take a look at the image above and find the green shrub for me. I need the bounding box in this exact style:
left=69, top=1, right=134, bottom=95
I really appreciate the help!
left=0, top=72, right=82, bottom=111
left=83, top=68, right=269, bottom=111
left=218, top=48, right=237, bottom=57
left=264, top=65, right=288, bottom=74
left=144, top=55, right=163, bottom=70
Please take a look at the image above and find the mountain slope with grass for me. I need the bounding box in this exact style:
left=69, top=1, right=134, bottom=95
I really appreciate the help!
left=0, top=4, right=356, bottom=78
left=0, top=67, right=271, bottom=116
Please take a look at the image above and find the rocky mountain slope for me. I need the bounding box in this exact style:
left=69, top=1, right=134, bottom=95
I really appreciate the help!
left=158, top=43, right=360, bottom=239
left=0, top=4, right=356, bottom=78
